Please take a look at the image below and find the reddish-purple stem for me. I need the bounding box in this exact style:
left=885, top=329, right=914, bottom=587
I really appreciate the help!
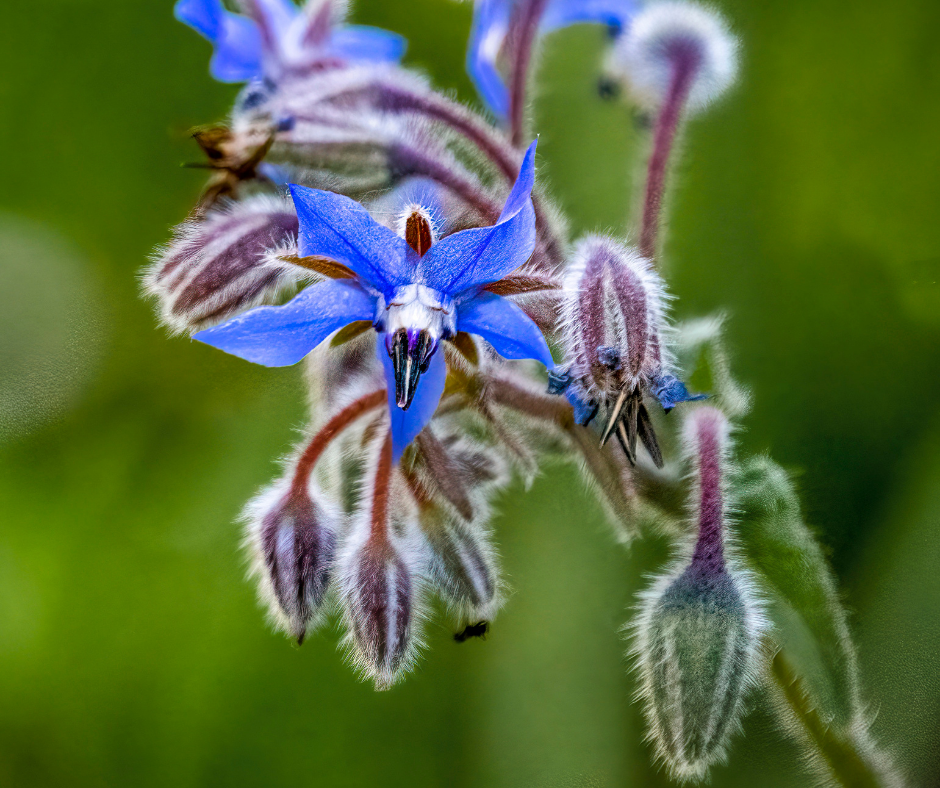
left=370, top=431, right=394, bottom=541
left=508, top=0, right=550, bottom=147
left=638, top=49, right=700, bottom=261
left=290, top=390, right=386, bottom=497
left=690, top=411, right=725, bottom=574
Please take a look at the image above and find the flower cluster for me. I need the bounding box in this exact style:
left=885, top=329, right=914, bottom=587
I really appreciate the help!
left=145, top=0, right=900, bottom=784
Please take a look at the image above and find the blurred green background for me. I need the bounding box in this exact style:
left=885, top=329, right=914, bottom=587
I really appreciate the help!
left=1, top=0, right=939, bottom=786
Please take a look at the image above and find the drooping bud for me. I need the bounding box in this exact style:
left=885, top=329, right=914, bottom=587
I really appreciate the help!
left=337, top=431, right=427, bottom=689
left=244, top=479, right=340, bottom=644
left=631, top=407, right=764, bottom=782
left=559, top=235, right=676, bottom=467
left=561, top=236, right=665, bottom=399
left=607, top=3, right=740, bottom=260
left=145, top=194, right=300, bottom=333
left=606, top=2, right=739, bottom=115
left=403, top=432, right=506, bottom=622
left=421, top=506, right=502, bottom=623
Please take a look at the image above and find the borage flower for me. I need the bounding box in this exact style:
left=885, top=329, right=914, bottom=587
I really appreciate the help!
left=194, top=141, right=553, bottom=461
left=176, top=0, right=406, bottom=84
left=468, top=0, right=637, bottom=120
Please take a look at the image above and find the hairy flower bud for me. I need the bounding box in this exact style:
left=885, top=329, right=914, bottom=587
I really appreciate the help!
left=558, top=235, right=698, bottom=467
left=561, top=236, right=666, bottom=399
left=337, top=433, right=426, bottom=689
left=421, top=506, right=501, bottom=623
left=631, top=407, right=764, bottom=782
left=607, top=1, right=739, bottom=114
left=244, top=479, right=340, bottom=644
left=145, top=194, right=300, bottom=333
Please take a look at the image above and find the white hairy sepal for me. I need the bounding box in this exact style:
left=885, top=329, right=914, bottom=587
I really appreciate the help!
left=609, top=2, right=739, bottom=113
left=144, top=194, right=300, bottom=334
left=629, top=561, right=766, bottom=782
left=559, top=235, right=672, bottom=398
left=242, top=477, right=343, bottom=642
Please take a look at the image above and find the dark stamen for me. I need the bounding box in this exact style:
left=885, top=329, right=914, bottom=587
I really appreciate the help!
left=404, top=210, right=434, bottom=256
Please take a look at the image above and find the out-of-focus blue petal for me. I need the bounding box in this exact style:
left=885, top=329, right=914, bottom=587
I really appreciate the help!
left=289, top=185, right=414, bottom=294
left=210, top=13, right=264, bottom=82
left=193, top=279, right=375, bottom=366
left=257, top=162, right=292, bottom=187
left=457, top=293, right=553, bottom=367
left=542, top=0, right=635, bottom=31
left=175, top=0, right=224, bottom=40
left=379, top=342, right=446, bottom=462
left=419, top=140, right=537, bottom=294
left=466, top=0, right=512, bottom=118
left=176, top=0, right=264, bottom=82
left=331, top=26, right=407, bottom=63
left=650, top=373, right=708, bottom=412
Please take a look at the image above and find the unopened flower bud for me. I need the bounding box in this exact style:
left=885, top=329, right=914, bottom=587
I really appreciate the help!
left=145, top=194, right=300, bottom=333
left=338, top=433, right=426, bottom=689
left=560, top=235, right=697, bottom=466
left=244, top=479, right=340, bottom=644
left=608, top=2, right=739, bottom=114
left=631, top=407, right=764, bottom=782
left=421, top=506, right=501, bottom=622
left=562, top=236, right=665, bottom=401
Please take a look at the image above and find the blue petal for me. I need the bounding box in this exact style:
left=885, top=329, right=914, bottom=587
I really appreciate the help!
left=566, top=384, right=599, bottom=426
left=331, top=26, right=408, bottom=63
left=649, top=373, right=708, bottom=412
left=542, top=0, right=636, bottom=31
left=466, top=0, right=512, bottom=118
left=289, top=184, right=414, bottom=294
left=378, top=341, right=446, bottom=462
left=193, top=279, right=375, bottom=366
left=175, top=0, right=223, bottom=40
left=176, top=0, right=264, bottom=83
left=210, top=13, right=264, bottom=82
left=457, top=293, right=553, bottom=367
left=419, top=140, right=537, bottom=294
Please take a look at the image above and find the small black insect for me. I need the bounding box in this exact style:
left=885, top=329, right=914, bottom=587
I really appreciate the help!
left=454, top=622, right=489, bottom=643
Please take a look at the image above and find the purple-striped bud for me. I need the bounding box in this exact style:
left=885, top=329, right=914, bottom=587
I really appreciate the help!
left=561, top=236, right=666, bottom=400
left=631, top=407, right=764, bottom=782
left=337, top=433, right=426, bottom=689
left=244, top=479, right=340, bottom=644
left=145, top=195, right=300, bottom=333
left=607, top=2, right=739, bottom=115
left=559, top=235, right=672, bottom=466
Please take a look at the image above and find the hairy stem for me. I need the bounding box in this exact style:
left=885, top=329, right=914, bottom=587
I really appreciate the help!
left=638, top=52, right=698, bottom=261
left=508, top=0, right=550, bottom=147
left=290, top=389, right=386, bottom=496
left=770, top=652, right=891, bottom=788
left=370, top=430, right=394, bottom=540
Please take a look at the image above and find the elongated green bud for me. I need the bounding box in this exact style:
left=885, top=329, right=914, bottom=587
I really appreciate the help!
left=631, top=407, right=765, bottom=782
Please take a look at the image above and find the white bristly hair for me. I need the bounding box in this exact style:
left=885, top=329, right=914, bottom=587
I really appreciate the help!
left=609, top=2, right=739, bottom=113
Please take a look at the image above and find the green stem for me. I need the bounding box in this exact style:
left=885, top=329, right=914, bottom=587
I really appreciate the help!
left=770, top=652, right=888, bottom=788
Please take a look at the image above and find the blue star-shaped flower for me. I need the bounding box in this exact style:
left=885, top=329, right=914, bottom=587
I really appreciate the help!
left=175, top=0, right=406, bottom=84
left=468, top=0, right=637, bottom=118
left=194, top=141, right=553, bottom=461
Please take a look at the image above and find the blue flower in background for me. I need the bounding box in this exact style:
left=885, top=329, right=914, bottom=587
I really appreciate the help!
left=468, top=0, right=636, bottom=118
left=175, top=0, right=406, bottom=84
left=194, top=141, right=552, bottom=461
